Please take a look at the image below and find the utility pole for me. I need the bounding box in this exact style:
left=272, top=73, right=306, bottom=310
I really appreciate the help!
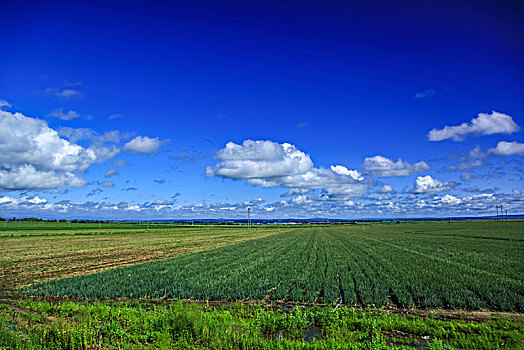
left=247, top=207, right=251, bottom=229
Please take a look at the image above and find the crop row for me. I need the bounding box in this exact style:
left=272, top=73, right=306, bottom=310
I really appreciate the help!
left=21, top=226, right=524, bottom=310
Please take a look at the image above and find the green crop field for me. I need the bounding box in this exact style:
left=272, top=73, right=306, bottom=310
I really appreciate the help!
left=3, top=221, right=524, bottom=349
left=21, top=221, right=524, bottom=311
left=0, top=222, right=283, bottom=297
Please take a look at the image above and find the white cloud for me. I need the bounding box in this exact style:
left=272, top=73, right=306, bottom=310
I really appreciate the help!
left=0, top=165, right=87, bottom=190
left=55, top=89, right=83, bottom=98
left=414, top=89, right=435, bottom=99
left=412, top=175, right=456, bottom=194
left=105, top=168, right=118, bottom=177
left=378, top=184, right=393, bottom=193
left=45, top=88, right=83, bottom=98
left=280, top=188, right=311, bottom=197
left=0, top=99, right=11, bottom=108
left=489, top=141, right=524, bottom=156
left=1, top=189, right=522, bottom=219
left=362, top=155, right=430, bottom=177
left=0, top=110, right=118, bottom=191
left=207, top=140, right=313, bottom=179
left=0, top=195, right=47, bottom=206
left=428, top=111, right=520, bottom=142
left=59, top=127, right=95, bottom=143
left=330, top=165, right=363, bottom=181
left=207, top=140, right=370, bottom=200
left=123, top=136, right=169, bottom=154
left=48, top=109, right=80, bottom=121
left=437, top=194, right=462, bottom=205
left=58, top=127, right=121, bottom=162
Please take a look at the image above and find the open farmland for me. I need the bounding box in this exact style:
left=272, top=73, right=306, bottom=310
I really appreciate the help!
left=21, top=221, right=524, bottom=311
left=0, top=222, right=283, bottom=297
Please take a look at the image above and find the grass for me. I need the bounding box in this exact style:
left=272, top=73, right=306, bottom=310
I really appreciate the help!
left=0, top=223, right=284, bottom=297
left=21, top=221, right=524, bottom=310
left=3, top=220, right=524, bottom=349
left=1, top=298, right=522, bottom=349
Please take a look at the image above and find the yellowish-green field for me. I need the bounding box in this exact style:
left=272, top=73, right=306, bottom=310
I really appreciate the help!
left=0, top=223, right=283, bottom=297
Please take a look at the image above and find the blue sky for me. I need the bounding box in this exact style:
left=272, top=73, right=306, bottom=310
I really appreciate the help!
left=0, top=0, right=523, bottom=219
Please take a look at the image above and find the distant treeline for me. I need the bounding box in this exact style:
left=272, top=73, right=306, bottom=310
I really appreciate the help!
left=0, top=217, right=111, bottom=223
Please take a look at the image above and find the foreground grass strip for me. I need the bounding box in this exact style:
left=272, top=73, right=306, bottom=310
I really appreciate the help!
left=21, top=222, right=524, bottom=311
left=1, top=299, right=523, bottom=349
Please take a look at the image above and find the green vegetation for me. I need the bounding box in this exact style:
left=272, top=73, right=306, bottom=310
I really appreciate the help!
left=1, top=299, right=522, bottom=349
left=3, top=221, right=523, bottom=349
left=21, top=222, right=524, bottom=311
left=0, top=223, right=283, bottom=297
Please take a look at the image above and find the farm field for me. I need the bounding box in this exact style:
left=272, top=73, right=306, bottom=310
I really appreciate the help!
left=21, top=221, right=524, bottom=311
left=0, top=222, right=283, bottom=297
left=2, top=220, right=524, bottom=349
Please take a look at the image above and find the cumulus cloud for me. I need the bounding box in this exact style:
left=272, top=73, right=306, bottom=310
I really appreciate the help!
left=378, top=184, right=393, bottom=193
left=428, top=111, right=520, bottom=142
left=280, top=188, right=311, bottom=197
left=59, top=127, right=122, bottom=162
left=0, top=189, right=522, bottom=219
left=362, top=155, right=430, bottom=177
left=0, top=111, right=98, bottom=190
left=0, top=110, right=123, bottom=191
left=489, top=141, right=524, bottom=156
left=207, top=140, right=370, bottom=200
left=123, top=136, right=169, bottom=154
left=0, top=195, right=47, bottom=206
left=0, top=165, right=87, bottom=190
left=437, top=194, right=462, bottom=205
left=207, top=140, right=313, bottom=179
left=330, top=165, right=364, bottom=180
left=414, top=89, right=435, bottom=99
left=100, top=181, right=114, bottom=187
left=412, top=175, right=456, bottom=194
left=442, top=146, right=488, bottom=171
